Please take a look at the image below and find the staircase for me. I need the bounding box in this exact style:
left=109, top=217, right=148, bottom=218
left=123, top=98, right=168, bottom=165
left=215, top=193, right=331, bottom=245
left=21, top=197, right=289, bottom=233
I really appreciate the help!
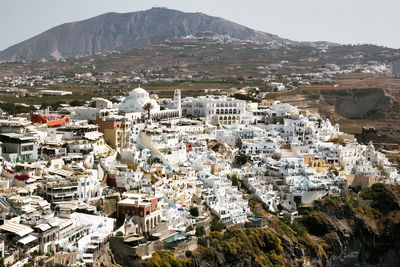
left=0, top=196, right=21, bottom=215
left=139, top=131, right=174, bottom=170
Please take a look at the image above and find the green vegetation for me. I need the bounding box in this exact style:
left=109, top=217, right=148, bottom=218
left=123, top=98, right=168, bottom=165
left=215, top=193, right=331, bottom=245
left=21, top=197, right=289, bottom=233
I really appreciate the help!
left=0, top=102, right=35, bottom=115
left=123, top=162, right=139, bottom=172
left=143, top=102, right=154, bottom=119
left=360, top=183, right=399, bottom=213
left=151, top=175, right=159, bottom=184
left=96, top=204, right=104, bottom=212
left=185, top=225, right=194, bottom=232
left=210, top=216, right=225, bottom=232
left=234, top=153, right=248, bottom=167
left=280, top=216, right=307, bottom=237
left=115, top=231, right=124, bottom=237
left=195, top=226, right=205, bottom=237
left=211, top=143, right=220, bottom=152
left=357, top=206, right=381, bottom=219
left=235, top=137, right=242, bottom=149
left=143, top=251, right=191, bottom=267
left=328, top=137, right=346, bottom=146
left=227, top=174, right=239, bottom=187
left=208, top=228, right=285, bottom=266
left=231, top=174, right=239, bottom=186
left=69, top=99, right=85, bottom=106
left=301, top=214, right=329, bottom=236
left=189, top=206, right=199, bottom=217
left=233, top=93, right=260, bottom=103
left=360, top=183, right=386, bottom=200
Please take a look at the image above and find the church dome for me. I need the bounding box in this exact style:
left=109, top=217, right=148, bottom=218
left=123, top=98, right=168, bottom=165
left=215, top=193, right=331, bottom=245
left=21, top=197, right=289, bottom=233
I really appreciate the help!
left=119, top=87, right=160, bottom=113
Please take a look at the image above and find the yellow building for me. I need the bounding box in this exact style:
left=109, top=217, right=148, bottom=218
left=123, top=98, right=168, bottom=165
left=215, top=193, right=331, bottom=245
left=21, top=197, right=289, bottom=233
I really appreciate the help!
left=259, top=99, right=278, bottom=109
left=309, top=159, right=329, bottom=173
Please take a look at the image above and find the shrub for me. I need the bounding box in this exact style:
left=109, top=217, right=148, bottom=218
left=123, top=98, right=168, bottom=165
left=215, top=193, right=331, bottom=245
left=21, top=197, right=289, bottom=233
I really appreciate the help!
left=14, top=174, right=30, bottom=181
left=360, top=183, right=385, bottom=200
left=151, top=176, right=159, bottom=184
left=70, top=100, right=85, bottom=106
left=301, top=214, right=329, bottom=236
left=143, top=251, right=191, bottom=267
left=360, top=183, right=398, bottom=213
left=234, top=154, right=248, bottom=167
left=195, top=226, right=205, bottom=237
left=210, top=216, right=225, bottom=232
left=231, top=174, right=239, bottom=186
left=189, top=206, right=199, bottom=217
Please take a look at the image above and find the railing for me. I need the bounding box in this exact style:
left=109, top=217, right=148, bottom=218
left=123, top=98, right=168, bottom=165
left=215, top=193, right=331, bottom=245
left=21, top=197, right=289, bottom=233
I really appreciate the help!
left=59, top=224, right=91, bottom=239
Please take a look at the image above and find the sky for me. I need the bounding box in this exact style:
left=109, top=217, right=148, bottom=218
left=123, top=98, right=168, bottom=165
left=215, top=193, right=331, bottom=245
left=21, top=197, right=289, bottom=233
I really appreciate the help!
left=0, top=0, right=399, bottom=51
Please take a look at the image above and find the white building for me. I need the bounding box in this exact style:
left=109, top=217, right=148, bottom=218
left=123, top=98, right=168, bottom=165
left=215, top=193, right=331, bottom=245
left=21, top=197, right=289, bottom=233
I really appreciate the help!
left=182, top=95, right=246, bottom=125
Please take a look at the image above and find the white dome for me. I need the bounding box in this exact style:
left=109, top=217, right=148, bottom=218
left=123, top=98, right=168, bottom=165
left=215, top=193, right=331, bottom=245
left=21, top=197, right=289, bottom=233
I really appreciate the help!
left=119, top=87, right=160, bottom=113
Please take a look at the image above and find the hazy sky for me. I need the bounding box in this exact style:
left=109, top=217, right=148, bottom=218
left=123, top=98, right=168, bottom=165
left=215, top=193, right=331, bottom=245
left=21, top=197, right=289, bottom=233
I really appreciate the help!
left=1, top=0, right=399, bottom=51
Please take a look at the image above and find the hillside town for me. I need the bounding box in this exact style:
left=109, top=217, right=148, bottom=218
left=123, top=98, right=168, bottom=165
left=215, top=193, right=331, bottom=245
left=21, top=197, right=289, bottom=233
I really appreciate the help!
left=0, top=85, right=399, bottom=266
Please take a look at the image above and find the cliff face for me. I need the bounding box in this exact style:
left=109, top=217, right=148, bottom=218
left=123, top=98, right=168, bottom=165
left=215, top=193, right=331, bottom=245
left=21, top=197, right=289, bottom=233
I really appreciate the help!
left=290, top=88, right=392, bottom=120
left=332, top=89, right=391, bottom=119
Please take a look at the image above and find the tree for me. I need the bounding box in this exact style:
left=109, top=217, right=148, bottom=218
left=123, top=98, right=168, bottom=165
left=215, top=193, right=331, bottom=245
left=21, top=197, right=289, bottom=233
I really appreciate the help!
left=235, top=137, right=242, bottom=149
left=189, top=206, right=199, bottom=217
left=70, top=100, right=85, bottom=107
left=195, top=226, right=205, bottom=236
left=234, top=153, right=248, bottom=167
left=317, top=118, right=322, bottom=128
left=210, top=216, right=225, bottom=232
left=231, top=174, right=239, bottom=186
left=143, top=102, right=154, bottom=120
left=40, top=103, right=49, bottom=110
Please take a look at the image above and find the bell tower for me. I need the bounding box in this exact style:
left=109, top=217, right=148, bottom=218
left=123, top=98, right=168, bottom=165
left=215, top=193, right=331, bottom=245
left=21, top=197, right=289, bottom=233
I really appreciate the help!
left=174, top=89, right=181, bottom=116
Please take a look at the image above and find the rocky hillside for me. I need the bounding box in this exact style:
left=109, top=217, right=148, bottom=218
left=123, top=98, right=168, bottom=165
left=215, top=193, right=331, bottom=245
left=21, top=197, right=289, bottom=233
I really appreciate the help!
left=0, top=7, right=286, bottom=62
left=135, top=184, right=400, bottom=267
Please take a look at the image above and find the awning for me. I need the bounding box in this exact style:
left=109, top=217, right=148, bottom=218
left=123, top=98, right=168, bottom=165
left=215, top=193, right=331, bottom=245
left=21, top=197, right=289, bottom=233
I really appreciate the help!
left=49, top=221, right=60, bottom=227
left=48, top=168, right=74, bottom=177
left=84, top=131, right=102, bottom=141
left=34, top=223, right=51, bottom=232
left=22, top=205, right=36, bottom=214
left=18, top=234, right=37, bottom=245
left=39, top=200, right=50, bottom=208
left=0, top=222, right=33, bottom=236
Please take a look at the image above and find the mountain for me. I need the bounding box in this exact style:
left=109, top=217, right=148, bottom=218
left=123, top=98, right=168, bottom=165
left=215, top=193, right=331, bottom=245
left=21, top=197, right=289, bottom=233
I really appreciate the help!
left=0, top=7, right=289, bottom=62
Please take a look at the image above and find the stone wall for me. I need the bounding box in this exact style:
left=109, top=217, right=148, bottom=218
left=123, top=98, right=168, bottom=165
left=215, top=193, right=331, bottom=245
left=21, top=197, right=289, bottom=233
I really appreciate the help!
left=110, top=235, right=198, bottom=261
left=347, top=174, right=379, bottom=189
left=110, top=236, right=164, bottom=258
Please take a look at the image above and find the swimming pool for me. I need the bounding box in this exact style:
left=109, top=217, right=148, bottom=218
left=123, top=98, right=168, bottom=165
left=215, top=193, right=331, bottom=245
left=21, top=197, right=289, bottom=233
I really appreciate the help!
left=164, top=233, right=188, bottom=243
